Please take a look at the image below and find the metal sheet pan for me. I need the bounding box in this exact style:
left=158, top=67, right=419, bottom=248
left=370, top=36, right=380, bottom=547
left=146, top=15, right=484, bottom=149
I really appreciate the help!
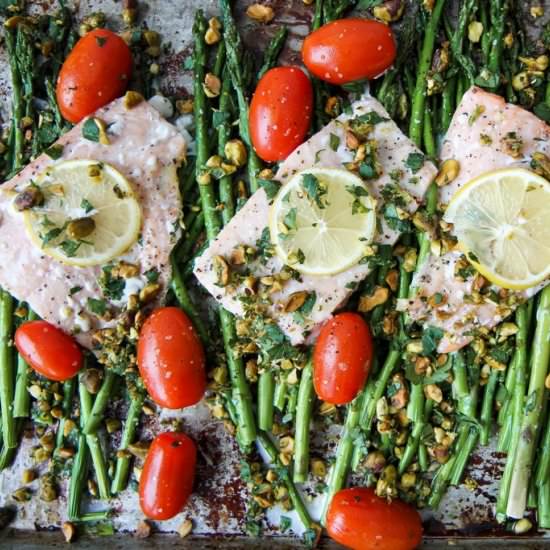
left=1, top=0, right=550, bottom=546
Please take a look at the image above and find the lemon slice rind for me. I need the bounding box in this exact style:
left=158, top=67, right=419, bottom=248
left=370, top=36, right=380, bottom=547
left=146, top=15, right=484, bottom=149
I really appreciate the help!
left=444, top=167, right=550, bottom=290
left=22, top=159, right=141, bottom=268
left=269, top=168, right=377, bottom=276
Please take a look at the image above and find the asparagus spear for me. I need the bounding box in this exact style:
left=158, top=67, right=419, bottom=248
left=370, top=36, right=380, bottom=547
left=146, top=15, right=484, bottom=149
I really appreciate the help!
left=496, top=302, right=532, bottom=521
left=257, top=27, right=288, bottom=81
left=67, top=434, right=89, bottom=522
left=321, top=390, right=366, bottom=524
left=111, top=391, right=144, bottom=494
left=0, top=290, right=16, bottom=450
left=194, top=10, right=256, bottom=447
left=13, top=309, right=37, bottom=418
left=55, top=378, right=76, bottom=452
left=507, top=287, right=550, bottom=519
left=79, top=376, right=110, bottom=499
left=293, top=361, right=315, bottom=483
left=82, top=370, right=117, bottom=435
left=409, top=0, right=447, bottom=147
left=257, top=430, right=318, bottom=535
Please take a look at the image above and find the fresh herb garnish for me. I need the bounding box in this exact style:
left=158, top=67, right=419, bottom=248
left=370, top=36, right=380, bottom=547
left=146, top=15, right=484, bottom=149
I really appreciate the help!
left=80, top=198, right=94, bottom=213
left=329, top=133, right=340, bottom=151
left=69, top=286, right=83, bottom=296
left=422, top=326, right=445, bottom=356
left=87, top=297, right=107, bottom=316
left=60, top=239, right=82, bottom=257
left=44, top=144, right=64, bottom=160
left=259, top=178, right=281, bottom=200
left=383, top=204, right=411, bottom=232
left=302, top=174, right=327, bottom=208
left=346, top=185, right=371, bottom=215
left=40, top=226, right=64, bottom=246
left=284, top=208, right=298, bottom=231
left=405, top=152, right=425, bottom=173
left=82, top=118, right=100, bottom=142
left=144, top=267, right=160, bottom=284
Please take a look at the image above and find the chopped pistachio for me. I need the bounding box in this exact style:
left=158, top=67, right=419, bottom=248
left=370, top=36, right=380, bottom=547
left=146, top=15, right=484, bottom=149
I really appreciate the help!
left=82, top=368, right=102, bottom=394
left=12, top=487, right=32, bottom=502
left=22, top=469, right=36, bottom=484
left=424, top=384, right=443, bottom=403
left=40, top=475, right=57, bottom=502
left=203, top=73, right=221, bottom=98
left=358, top=286, right=389, bottom=312
left=212, top=255, right=230, bottom=286
left=468, top=21, right=483, bottom=43
left=284, top=291, right=309, bottom=313
left=176, top=99, right=194, bottom=114
left=62, top=521, right=77, bottom=543
left=311, top=458, right=327, bottom=478
left=246, top=3, right=275, bottom=23
left=139, top=283, right=161, bottom=303
left=530, top=5, right=544, bottom=17
left=178, top=519, right=193, bottom=538
left=128, top=441, right=151, bottom=459
left=435, top=159, right=460, bottom=187
left=373, top=0, right=404, bottom=23
left=123, top=90, right=144, bottom=110
left=14, top=186, right=44, bottom=211
left=135, top=520, right=152, bottom=539
left=364, top=451, right=386, bottom=473
left=225, top=139, right=247, bottom=167
left=57, top=447, right=76, bottom=459
left=105, top=418, right=122, bottom=433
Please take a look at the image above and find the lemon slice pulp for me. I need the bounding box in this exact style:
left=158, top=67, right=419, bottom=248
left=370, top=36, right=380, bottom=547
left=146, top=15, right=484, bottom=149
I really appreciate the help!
left=269, top=168, right=377, bottom=276
left=444, top=167, right=550, bottom=290
left=22, top=159, right=141, bottom=267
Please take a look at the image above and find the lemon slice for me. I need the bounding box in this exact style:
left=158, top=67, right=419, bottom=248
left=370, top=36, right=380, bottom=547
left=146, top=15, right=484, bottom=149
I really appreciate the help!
left=269, top=168, right=377, bottom=276
left=444, top=167, right=550, bottom=290
left=22, top=159, right=141, bottom=267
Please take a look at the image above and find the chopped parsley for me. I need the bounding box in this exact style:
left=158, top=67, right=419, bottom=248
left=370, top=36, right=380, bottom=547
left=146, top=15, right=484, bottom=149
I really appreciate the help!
left=69, top=286, right=83, bottom=296
left=383, top=204, right=411, bottom=232
left=44, top=144, right=64, bottom=160
left=259, top=178, right=281, bottom=200
left=144, top=267, right=160, bottom=284
left=283, top=208, right=298, bottom=231
left=293, top=291, right=317, bottom=324
left=405, top=152, right=425, bottom=173
left=329, top=133, right=340, bottom=151
left=468, top=104, right=486, bottom=125
left=60, top=239, right=82, bottom=257
left=354, top=111, right=388, bottom=125
left=80, top=198, right=94, bottom=213
left=279, top=516, right=292, bottom=533
left=100, top=265, right=126, bottom=300
left=302, top=173, right=327, bottom=208
left=82, top=118, right=101, bottom=142
left=346, top=185, right=371, bottom=215
left=40, top=226, right=63, bottom=246
left=421, top=326, right=445, bottom=356
left=87, top=297, right=107, bottom=316
left=380, top=183, right=411, bottom=208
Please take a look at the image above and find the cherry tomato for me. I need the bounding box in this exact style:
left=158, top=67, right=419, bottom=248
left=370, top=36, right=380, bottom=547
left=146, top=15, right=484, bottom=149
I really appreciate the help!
left=313, top=312, right=373, bottom=405
left=137, top=307, right=206, bottom=409
left=326, top=487, right=423, bottom=550
left=302, top=18, right=396, bottom=85
left=14, top=321, right=82, bottom=382
left=56, top=28, right=132, bottom=123
left=139, top=431, right=197, bottom=520
left=249, top=66, right=313, bottom=163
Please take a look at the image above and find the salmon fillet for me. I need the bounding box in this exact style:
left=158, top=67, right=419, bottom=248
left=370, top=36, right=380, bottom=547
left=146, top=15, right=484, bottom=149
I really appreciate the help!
left=404, top=87, right=550, bottom=352
left=194, top=95, right=437, bottom=345
left=0, top=98, right=186, bottom=349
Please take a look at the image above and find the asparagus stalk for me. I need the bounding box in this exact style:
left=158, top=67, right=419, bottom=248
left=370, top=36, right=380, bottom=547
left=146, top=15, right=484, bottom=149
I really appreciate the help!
left=257, top=430, right=318, bottom=534
left=408, top=0, right=447, bottom=147
left=14, top=309, right=37, bottom=418
left=480, top=369, right=500, bottom=445
left=0, top=290, right=16, bottom=449
left=257, top=27, right=288, bottom=80
left=321, top=390, right=366, bottom=524
left=219, top=0, right=261, bottom=194
left=67, top=434, right=89, bottom=522
left=293, top=361, right=315, bottom=483
left=257, top=368, right=275, bottom=432
left=507, top=287, right=550, bottom=519
left=82, top=370, right=117, bottom=435
left=111, top=391, right=144, bottom=494
left=176, top=210, right=205, bottom=262
left=194, top=10, right=256, bottom=447
left=496, top=302, right=532, bottom=520
left=55, top=378, right=76, bottom=451
left=449, top=0, right=476, bottom=86
left=79, top=377, right=110, bottom=500
left=4, top=29, right=24, bottom=172
left=170, top=256, right=209, bottom=344
left=488, top=0, right=506, bottom=88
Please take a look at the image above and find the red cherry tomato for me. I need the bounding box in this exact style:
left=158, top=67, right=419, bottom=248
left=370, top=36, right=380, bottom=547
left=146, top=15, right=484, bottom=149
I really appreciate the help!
left=139, top=431, right=197, bottom=520
left=326, top=487, right=423, bottom=550
left=56, top=28, right=132, bottom=123
left=313, top=312, right=373, bottom=405
left=249, top=66, right=313, bottom=163
left=14, top=321, right=82, bottom=382
left=137, top=307, right=206, bottom=409
left=302, top=18, right=396, bottom=85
